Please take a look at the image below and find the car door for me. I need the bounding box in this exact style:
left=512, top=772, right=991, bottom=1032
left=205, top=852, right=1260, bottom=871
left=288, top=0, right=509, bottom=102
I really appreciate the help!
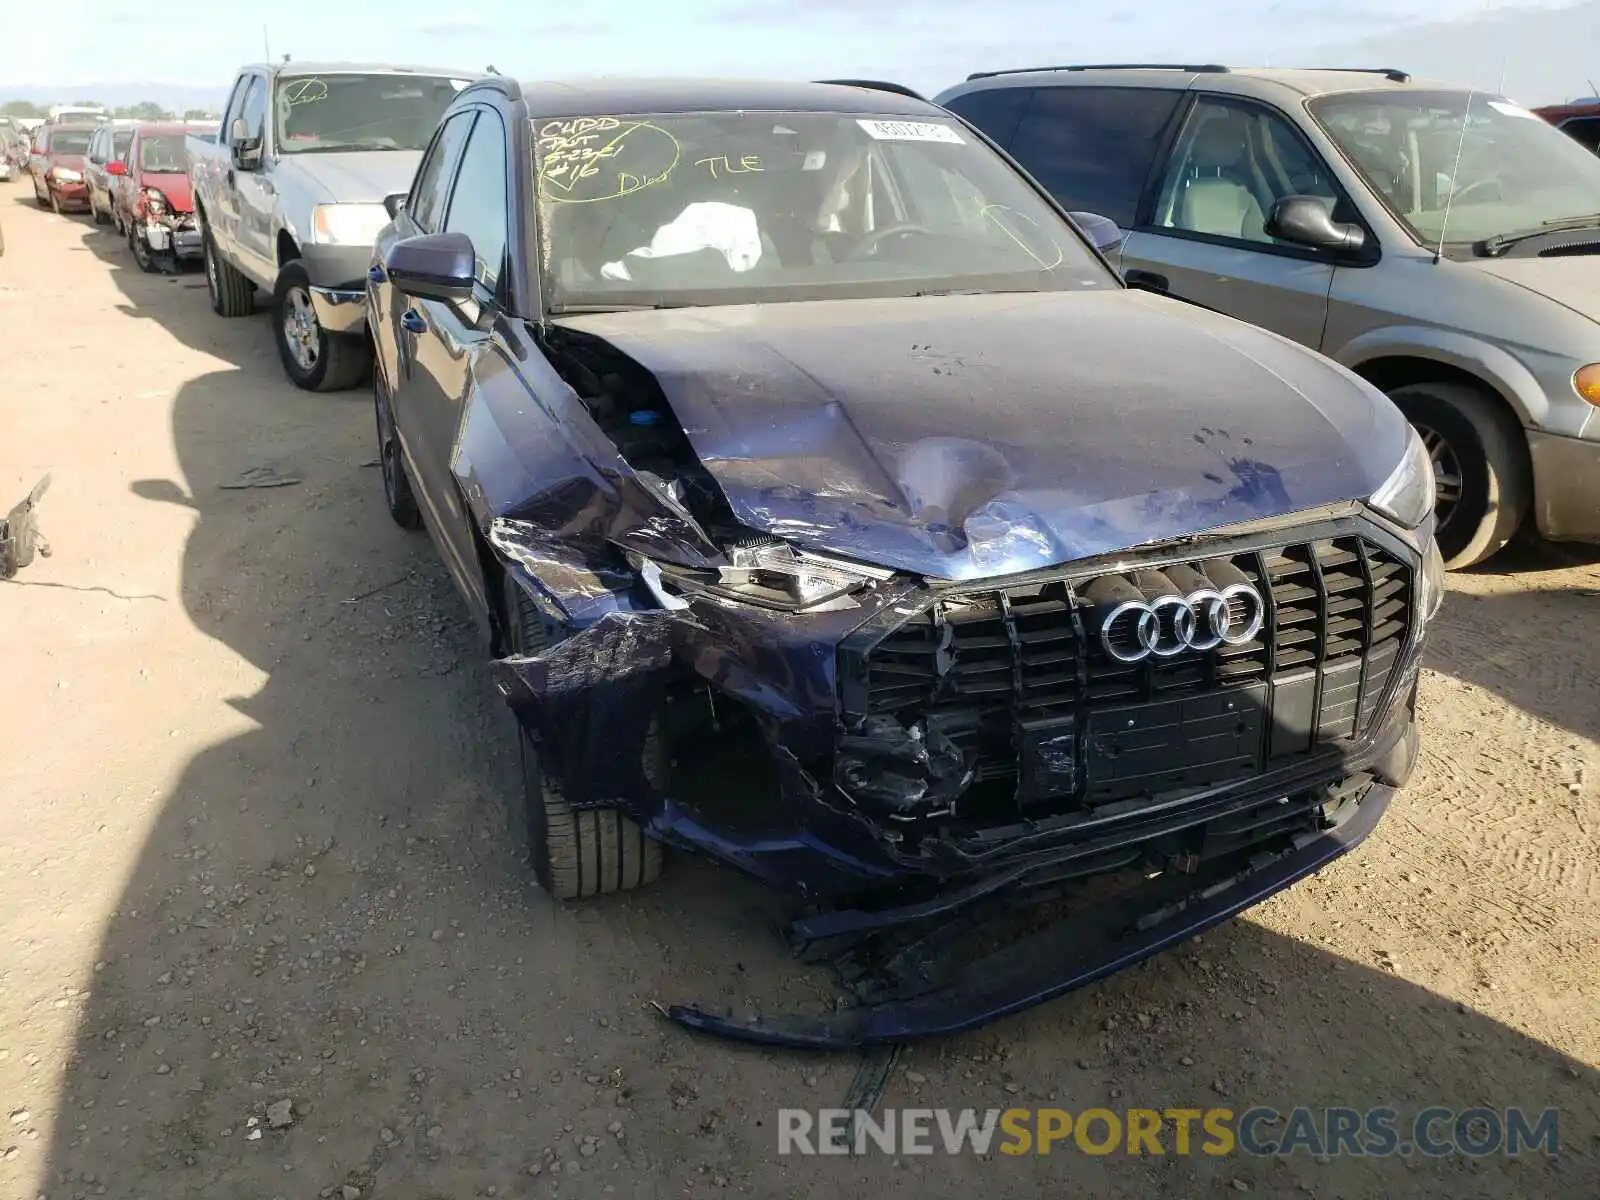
left=208, top=76, right=252, bottom=260
left=394, top=108, right=509, bottom=612
left=84, top=127, right=106, bottom=206
left=1119, top=96, right=1343, bottom=347
left=231, top=75, right=277, bottom=285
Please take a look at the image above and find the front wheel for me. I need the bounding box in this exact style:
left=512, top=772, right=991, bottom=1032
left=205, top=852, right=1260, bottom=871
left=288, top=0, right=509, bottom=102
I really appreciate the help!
left=48, top=187, right=61, bottom=216
left=272, top=260, right=370, bottom=392
left=503, top=574, right=664, bottom=900
left=92, top=191, right=109, bottom=225
left=129, top=224, right=157, bottom=273
left=1388, top=382, right=1530, bottom=570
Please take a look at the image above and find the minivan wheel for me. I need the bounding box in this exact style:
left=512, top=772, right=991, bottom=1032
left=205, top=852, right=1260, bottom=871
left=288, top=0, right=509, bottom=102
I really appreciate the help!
left=272, top=260, right=371, bottom=392
left=1388, top=382, right=1530, bottom=570
left=503, top=573, right=664, bottom=900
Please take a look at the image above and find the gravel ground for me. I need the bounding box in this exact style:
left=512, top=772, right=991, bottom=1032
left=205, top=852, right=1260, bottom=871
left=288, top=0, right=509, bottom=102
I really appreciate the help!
left=0, top=193, right=1596, bottom=1199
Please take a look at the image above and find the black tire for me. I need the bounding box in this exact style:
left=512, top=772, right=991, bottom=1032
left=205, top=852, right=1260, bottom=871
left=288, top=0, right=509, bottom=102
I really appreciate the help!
left=129, top=224, right=157, bottom=273
left=272, top=260, right=371, bottom=392
left=202, top=222, right=255, bottom=318
left=503, top=575, right=664, bottom=900
left=92, top=191, right=109, bottom=225
left=35, top=183, right=49, bottom=209
left=49, top=187, right=61, bottom=216
left=374, top=370, right=423, bottom=530
left=1388, top=382, right=1530, bottom=570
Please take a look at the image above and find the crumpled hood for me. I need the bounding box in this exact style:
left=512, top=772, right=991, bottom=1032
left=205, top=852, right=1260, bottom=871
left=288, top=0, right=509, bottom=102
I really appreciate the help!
left=277, top=150, right=423, bottom=204
left=139, top=171, right=193, bottom=213
left=1471, top=254, right=1600, bottom=320
left=557, top=291, right=1409, bottom=580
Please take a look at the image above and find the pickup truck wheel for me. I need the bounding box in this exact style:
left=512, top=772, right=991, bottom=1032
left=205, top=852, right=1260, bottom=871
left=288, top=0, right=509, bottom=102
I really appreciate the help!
left=1388, top=382, right=1530, bottom=570
left=503, top=574, right=664, bottom=900
left=273, top=261, right=371, bottom=393
left=374, top=370, right=422, bottom=530
left=203, top=224, right=255, bottom=318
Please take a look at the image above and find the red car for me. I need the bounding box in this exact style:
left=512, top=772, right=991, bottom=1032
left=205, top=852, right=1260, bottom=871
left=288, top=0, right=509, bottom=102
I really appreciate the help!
left=110, top=123, right=203, bottom=272
left=28, top=121, right=98, bottom=213
left=1533, top=100, right=1600, bottom=153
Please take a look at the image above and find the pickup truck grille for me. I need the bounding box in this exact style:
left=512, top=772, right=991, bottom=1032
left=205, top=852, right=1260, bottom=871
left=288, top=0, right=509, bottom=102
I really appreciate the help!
left=841, top=534, right=1414, bottom=812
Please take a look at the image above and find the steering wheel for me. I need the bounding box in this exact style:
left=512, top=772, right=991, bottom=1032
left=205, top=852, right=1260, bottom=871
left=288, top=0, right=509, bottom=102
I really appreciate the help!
left=1449, top=176, right=1506, bottom=205
left=846, top=221, right=936, bottom=258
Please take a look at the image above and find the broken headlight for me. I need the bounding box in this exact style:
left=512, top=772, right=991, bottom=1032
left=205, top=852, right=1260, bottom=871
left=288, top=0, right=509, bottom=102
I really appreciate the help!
left=645, top=542, right=893, bottom=612
left=1369, top=425, right=1435, bottom=529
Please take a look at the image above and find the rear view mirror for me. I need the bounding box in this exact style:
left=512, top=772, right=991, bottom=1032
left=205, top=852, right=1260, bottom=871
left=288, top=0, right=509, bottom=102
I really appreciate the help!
left=1068, top=210, right=1124, bottom=254
left=1266, top=195, right=1366, bottom=252
left=383, top=191, right=407, bottom=220
left=106, top=160, right=125, bottom=176
left=385, top=231, right=477, bottom=303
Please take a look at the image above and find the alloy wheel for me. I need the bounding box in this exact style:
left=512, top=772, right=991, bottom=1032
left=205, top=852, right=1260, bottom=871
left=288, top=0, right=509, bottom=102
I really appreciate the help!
left=281, top=286, right=321, bottom=373
left=1414, top=421, right=1464, bottom=536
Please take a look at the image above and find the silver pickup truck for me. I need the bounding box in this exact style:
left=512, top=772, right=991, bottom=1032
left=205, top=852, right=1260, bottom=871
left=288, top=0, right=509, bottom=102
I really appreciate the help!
left=190, top=62, right=475, bottom=390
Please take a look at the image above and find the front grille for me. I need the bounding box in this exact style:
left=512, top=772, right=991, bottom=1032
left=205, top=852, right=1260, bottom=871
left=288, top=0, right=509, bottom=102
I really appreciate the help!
left=840, top=533, right=1414, bottom=815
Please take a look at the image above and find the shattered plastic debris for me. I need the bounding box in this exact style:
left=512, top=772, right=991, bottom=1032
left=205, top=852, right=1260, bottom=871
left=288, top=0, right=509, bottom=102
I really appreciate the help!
left=491, top=611, right=682, bottom=810
left=0, top=474, right=51, bottom=579
left=220, top=465, right=302, bottom=490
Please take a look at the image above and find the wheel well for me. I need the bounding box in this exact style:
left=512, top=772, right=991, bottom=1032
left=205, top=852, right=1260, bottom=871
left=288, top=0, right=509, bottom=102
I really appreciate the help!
left=1352, top=356, right=1515, bottom=416
left=276, top=230, right=300, bottom=267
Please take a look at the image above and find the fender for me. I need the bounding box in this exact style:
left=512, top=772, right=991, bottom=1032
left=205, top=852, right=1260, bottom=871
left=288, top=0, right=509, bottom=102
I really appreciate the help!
left=1331, top=325, right=1547, bottom=428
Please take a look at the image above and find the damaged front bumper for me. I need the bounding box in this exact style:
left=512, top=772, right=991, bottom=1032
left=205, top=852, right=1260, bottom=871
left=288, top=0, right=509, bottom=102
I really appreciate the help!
left=489, top=507, right=1431, bottom=1046
left=143, top=212, right=201, bottom=259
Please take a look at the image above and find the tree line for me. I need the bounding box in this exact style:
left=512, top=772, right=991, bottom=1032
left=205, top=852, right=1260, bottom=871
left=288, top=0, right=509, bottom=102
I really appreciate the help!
left=1, top=99, right=218, bottom=120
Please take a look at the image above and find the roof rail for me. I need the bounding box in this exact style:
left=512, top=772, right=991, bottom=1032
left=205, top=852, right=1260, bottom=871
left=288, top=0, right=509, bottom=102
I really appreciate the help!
left=815, top=78, right=927, bottom=102
left=1300, top=66, right=1412, bottom=83
left=965, top=63, right=1230, bottom=81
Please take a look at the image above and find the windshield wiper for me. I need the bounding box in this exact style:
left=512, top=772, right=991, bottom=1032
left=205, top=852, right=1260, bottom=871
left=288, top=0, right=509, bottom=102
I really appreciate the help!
left=1478, top=213, right=1600, bottom=256
left=548, top=301, right=694, bottom=314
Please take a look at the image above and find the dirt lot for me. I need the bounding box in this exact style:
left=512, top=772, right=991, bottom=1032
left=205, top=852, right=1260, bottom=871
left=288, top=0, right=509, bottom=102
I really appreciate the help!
left=0, top=192, right=1596, bottom=1200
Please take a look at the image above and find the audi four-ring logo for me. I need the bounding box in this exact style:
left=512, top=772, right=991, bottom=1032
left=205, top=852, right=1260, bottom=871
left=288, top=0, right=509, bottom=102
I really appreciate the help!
left=1100, top=584, right=1266, bottom=663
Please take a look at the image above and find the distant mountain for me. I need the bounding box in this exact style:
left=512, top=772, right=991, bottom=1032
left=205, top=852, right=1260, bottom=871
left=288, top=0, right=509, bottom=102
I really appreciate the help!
left=0, top=82, right=228, bottom=115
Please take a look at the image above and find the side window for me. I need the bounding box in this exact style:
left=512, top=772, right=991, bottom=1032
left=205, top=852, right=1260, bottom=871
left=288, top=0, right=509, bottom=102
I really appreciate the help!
left=88, top=128, right=104, bottom=163
left=409, top=111, right=474, bottom=233
left=442, top=112, right=509, bottom=290
left=1152, top=98, right=1342, bottom=246
left=1007, top=87, right=1185, bottom=227
left=238, top=77, right=268, bottom=143
left=942, top=86, right=1032, bottom=149
left=220, top=75, right=249, bottom=133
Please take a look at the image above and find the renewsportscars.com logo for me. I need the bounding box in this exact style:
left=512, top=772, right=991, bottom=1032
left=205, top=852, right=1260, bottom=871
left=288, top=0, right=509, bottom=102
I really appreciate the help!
left=777, top=1106, right=1560, bottom=1158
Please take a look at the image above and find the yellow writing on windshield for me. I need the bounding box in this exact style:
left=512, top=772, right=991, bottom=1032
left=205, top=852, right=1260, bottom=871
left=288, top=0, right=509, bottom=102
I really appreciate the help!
left=694, top=154, right=763, bottom=179
left=537, top=116, right=681, bottom=203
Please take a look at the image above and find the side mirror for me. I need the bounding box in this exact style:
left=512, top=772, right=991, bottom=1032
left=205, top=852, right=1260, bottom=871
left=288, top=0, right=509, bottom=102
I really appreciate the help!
left=385, top=231, right=477, bottom=303
left=383, top=191, right=407, bottom=220
left=230, top=117, right=262, bottom=170
left=1068, top=210, right=1124, bottom=254
left=106, top=160, right=125, bottom=176
left=1265, top=195, right=1366, bottom=252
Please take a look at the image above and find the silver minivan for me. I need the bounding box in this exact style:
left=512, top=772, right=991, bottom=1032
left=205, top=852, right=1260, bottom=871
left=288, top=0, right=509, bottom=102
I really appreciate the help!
left=937, top=65, right=1600, bottom=568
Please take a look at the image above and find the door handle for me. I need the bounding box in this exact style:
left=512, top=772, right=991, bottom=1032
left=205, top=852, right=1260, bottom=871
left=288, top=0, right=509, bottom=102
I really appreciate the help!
left=400, top=309, right=426, bottom=334
left=1124, top=269, right=1170, bottom=292
left=368, top=264, right=387, bottom=284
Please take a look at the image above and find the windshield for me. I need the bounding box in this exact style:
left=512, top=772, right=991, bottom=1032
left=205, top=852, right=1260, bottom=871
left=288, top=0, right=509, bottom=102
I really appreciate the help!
left=1310, top=90, right=1600, bottom=247
left=51, top=131, right=91, bottom=156
left=533, top=110, right=1111, bottom=311
left=139, top=135, right=185, bottom=173
left=275, top=73, right=469, bottom=154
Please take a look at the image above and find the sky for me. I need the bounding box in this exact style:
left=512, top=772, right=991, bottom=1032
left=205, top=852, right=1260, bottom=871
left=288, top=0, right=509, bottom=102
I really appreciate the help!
left=0, top=0, right=1593, bottom=107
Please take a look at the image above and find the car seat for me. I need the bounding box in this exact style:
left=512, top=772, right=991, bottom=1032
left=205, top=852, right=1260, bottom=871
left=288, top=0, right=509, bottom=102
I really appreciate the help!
left=1177, top=114, right=1268, bottom=241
